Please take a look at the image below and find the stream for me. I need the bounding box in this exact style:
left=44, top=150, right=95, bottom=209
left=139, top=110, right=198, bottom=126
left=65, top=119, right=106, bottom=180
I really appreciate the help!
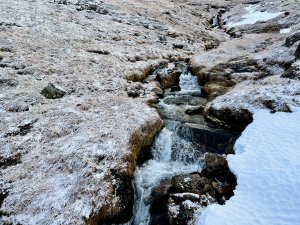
left=127, top=62, right=239, bottom=225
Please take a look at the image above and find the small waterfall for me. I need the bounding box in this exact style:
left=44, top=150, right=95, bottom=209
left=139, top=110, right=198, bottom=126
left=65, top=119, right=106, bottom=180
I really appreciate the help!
left=132, top=126, right=202, bottom=225
left=131, top=64, right=205, bottom=225
left=125, top=61, right=239, bottom=225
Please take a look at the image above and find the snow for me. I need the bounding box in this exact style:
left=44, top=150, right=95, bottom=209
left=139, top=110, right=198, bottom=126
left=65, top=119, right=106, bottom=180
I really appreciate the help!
left=280, top=27, right=292, bottom=34
left=226, top=5, right=283, bottom=28
left=197, top=109, right=300, bottom=225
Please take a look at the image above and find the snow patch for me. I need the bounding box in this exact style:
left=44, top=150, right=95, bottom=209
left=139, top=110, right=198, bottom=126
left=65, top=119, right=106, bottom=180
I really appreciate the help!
left=227, top=5, right=283, bottom=28
left=280, top=27, right=292, bottom=34
left=197, top=110, right=300, bottom=225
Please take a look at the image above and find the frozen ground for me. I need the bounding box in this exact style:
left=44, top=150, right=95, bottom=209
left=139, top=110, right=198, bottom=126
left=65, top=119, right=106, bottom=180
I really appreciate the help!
left=197, top=109, right=300, bottom=225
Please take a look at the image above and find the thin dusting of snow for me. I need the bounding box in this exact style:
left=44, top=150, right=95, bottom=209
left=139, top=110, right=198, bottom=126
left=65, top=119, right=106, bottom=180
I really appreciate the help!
left=208, top=75, right=300, bottom=112
left=197, top=109, right=300, bottom=225
left=226, top=5, right=283, bottom=28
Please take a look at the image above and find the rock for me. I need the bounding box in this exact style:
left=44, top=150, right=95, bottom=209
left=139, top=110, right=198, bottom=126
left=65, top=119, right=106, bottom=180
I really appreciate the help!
left=150, top=154, right=237, bottom=225
left=41, top=83, right=66, bottom=99
left=156, top=63, right=181, bottom=89
left=192, top=56, right=260, bottom=99
left=295, top=44, right=300, bottom=59
left=185, top=106, right=204, bottom=115
left=281, top=61, right=300, bottom=80
left=176, top=123, right=240, bottom=154
left=205, top=106, right=253, bottom=132
left=145, top=81, right=164, bottom=97
left=0, top=78, right=18, bottom=87
left=126, top=82, right=145, bottom=98
left=203, top=153, right=227, bottom=173
left=170, top=174, right=213, bottom=195
left=202, top=153, right=237, bottom=200
left=285, top=32, right=300, bottom=47
left=162, top=95, right=207, bottom=106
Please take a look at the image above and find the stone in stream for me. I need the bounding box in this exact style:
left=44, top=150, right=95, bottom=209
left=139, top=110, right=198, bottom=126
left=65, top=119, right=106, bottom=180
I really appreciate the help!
left=176, top=123, right=240, bottom=154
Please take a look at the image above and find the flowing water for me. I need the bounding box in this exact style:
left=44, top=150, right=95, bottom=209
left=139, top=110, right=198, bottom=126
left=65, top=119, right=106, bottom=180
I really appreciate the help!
left=130, top=63, right=207, bottom=225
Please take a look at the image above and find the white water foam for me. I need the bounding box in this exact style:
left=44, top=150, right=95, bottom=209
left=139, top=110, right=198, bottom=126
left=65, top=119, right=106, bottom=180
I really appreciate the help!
left=132, top=127, right=202, bottom=225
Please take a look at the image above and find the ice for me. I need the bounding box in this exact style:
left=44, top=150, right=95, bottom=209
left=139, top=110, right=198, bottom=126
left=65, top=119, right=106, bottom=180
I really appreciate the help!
left=197, top=109, right=300, bottom=225
left=227, top=5, right=283, bottom=28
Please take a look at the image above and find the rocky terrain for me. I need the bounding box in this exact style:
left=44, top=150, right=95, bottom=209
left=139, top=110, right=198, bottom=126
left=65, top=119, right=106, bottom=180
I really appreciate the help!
left=0, top=0, right=299, bottom=225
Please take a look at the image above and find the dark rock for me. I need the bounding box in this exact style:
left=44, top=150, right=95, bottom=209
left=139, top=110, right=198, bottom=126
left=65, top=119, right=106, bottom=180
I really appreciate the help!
left=176, top=123, right=239, bottom=154
left=163, top=95, right=207, bottom=106
left=87, top=4, right=109, bottom=14
left=285, top=32, right=300, bottom=47
left=87, top=49, right=110, bottom=55
left=205, top=106, right=253, bottom=132
left=0, top=78, right=18, bottom=87
left=149, top=179, right=172, bottom=225
left=185, top=106, right=204, bottom=115
left=41, top=83, right=66, bottom=99
left=149, top=154, right=237, bottom=225
left=202, top=153, right=237, bottom=200
left=170, top=174, right=213, bottom=195
left=295, top=44, right=300, bottom=59
left=4, top=121, right=34, bottom=137
left=107, top=171, right=134, bottom=224
left=171, top=85, right=181, bottom=92
left=156, top=66, right=181, bottom=89
left=0, top=153, right=21, bottom=169
left=173, top=43, right=185, bottom=49
left=281, top=61, right=300, bottom=80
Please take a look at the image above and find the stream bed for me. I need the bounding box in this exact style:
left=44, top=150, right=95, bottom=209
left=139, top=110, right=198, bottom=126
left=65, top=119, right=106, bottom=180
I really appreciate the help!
left=127, top=62, right=239, bottom=225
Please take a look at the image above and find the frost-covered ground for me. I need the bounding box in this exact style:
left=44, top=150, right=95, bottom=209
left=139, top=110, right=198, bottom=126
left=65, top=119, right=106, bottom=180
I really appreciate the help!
left=1, top=0, right=300, bottom=224
left=197, top=109, right=300, bottom=225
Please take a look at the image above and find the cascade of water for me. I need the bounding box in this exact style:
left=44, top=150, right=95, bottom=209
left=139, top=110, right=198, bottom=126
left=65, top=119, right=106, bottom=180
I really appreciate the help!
left=132, top=127, right=202, bottom=225
left=131, top=67, right=205, bottom=224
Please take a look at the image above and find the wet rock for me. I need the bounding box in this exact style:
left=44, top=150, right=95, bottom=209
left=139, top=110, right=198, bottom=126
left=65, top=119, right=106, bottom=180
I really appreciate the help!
left=163, top=95, right=207, bottom=106
left=281, top=61, right=300, bottom=80
left=150, top=179, right=172, bottom=225
left=156, top=63, right=181, bottom=89
left=205, top=106, right=253, bottom=132
left=202, top=153, right=237, bottom=199
left=41, top=83, right=66, bottom=99
left=176, top=123, right=239, bottom=154
left=170, top=174, right=213, bottom=195
left=185, top=106, right=204, bottom=115
left=285, top=32, right=300, bottom=47
left=109, top=171, right=134, bottom=224
left=150, top=154, right=237, bottom=225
